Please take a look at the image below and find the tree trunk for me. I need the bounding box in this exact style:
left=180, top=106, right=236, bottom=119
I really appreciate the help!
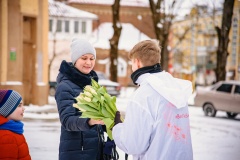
left=149, top=0, right=163, bottom=66
left=215, top=0, right=235, bottom=82
left=109, top=0, right=122, bottom=82
left=149, top=0, right=175, bottom=71
left=161, top=32, right=170, bottom=70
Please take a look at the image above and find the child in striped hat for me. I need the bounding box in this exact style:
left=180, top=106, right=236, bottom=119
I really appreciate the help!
left=0, top=89, right=31, bottom=159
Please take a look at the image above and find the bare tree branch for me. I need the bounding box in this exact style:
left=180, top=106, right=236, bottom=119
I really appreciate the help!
left=172, top=26, right=191, bottom=49
left=149, top=0, right=177, bottom=70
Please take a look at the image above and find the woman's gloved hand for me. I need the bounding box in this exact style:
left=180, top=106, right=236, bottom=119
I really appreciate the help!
left=114, top=111, right=122, bottom=125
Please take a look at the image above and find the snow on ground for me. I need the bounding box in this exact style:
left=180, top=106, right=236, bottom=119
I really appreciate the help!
left=189, top=107, right=240, bottom=160
left=23, top=87, right=240, bottom=160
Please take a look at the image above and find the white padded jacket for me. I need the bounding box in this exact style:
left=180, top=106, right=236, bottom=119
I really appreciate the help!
left=113, top=72, right=193, bottom=160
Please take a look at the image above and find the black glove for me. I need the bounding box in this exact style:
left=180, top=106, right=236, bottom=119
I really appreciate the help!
left=114, top=111, right=122, bottom=125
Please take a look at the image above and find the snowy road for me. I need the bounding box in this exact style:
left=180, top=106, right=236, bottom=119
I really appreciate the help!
left=23, top=94, right=240, bottom=160
left=189, top=107, right=240, bottom=160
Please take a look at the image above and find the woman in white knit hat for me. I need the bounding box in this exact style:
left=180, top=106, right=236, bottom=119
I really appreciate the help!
left=55, top=38, right=106, bottom=160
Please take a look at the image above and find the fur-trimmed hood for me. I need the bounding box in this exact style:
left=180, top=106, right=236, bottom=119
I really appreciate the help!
left=57, top=60, right=98, bottom=89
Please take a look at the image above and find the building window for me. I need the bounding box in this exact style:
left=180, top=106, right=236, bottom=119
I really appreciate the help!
left=74, top=21, right=79, bottom=33
left=82, top=21, right=86, bottom=33
left=65, top=21, right=69, bottom=33
left=49, top=19, right=53, bottom=32
left=56, top=20, right=62, bottom=32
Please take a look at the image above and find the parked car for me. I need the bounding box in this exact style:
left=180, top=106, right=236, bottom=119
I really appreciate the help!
left=49, top=81, right=57, bottom=96
left=49, top=72, right=121, bottom=97
left=194, top=80, right=240, bottom=119
left=96, top=71, right=121, bottom=97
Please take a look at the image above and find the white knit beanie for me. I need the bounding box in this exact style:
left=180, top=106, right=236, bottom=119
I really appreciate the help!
left=71, top=38, right=96, bottom=64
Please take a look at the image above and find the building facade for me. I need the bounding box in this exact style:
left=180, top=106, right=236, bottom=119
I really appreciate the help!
left=49, top=0, right=152, bottom=86
left=0, top=0, right=49, bottom=105
left=170, top=14, right=221, bottom=86
left=170, top=0, right=240, bottom=86
left=89, top=22, right=151, bottom=86
left=66, top=0, right=155, bottom=39
left=48, top=0, right=98, bottom=81
left=228, top=0, right=240, bottom=81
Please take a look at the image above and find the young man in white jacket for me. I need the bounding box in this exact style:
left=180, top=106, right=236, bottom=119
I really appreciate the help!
left=113, top=40, right=193, bottom=160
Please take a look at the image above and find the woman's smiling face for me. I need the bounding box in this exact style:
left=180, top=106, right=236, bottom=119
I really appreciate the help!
left=74, top=54, right=96, bottom=74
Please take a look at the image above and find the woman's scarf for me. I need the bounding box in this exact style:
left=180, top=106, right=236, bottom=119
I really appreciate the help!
left=131, top=63, right=162, bottom=85
left=0, top=120, right=24, bottom=134
left=59, top=60, right=98, bottom=88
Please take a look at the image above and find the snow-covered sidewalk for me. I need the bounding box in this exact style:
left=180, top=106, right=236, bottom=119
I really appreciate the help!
left=24, top=105, right=240, bottom=160
left=24, top=87, right=196, bottom=120
left=23, top=87, right=240, bottom=160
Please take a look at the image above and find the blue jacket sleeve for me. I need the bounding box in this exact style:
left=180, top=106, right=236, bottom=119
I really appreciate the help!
left=55, top=82, right=90, bottom=131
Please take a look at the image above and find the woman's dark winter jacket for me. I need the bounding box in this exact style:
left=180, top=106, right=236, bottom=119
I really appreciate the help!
left=55, top=60, right=104, bottom=160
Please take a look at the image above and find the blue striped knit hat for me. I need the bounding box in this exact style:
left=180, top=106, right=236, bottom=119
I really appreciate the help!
left=0, top=90, right=22, bottom=117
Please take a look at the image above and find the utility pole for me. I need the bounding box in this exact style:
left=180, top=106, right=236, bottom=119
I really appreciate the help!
left=190, top=8, right=198, bottom=90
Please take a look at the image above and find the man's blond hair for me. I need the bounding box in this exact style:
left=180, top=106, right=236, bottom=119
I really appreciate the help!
left=128, top=40, right=161, bottom=66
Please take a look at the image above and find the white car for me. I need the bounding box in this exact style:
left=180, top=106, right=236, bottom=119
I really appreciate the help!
left=49, top=72, right=121, bottom=97
left=96, top=71, right=121, bottom=97
left=194, top=80, right=240, bottom=119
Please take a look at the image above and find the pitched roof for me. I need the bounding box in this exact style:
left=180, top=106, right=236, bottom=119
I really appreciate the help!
left=89, top=22, right=151, bottom=51
left=49, top=0, right=98, bottom=19
left=68, top=0, right=149, bottom=7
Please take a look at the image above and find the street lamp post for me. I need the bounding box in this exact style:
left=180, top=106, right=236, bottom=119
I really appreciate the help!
left=190, top=8, right=198, bottom=90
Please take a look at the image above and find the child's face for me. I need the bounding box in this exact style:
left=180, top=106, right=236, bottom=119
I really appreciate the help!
left=7, top=101, right=25, bottom=121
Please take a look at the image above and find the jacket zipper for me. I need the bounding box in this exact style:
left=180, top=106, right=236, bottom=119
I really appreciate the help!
left=97, top=125, right=104, bottom=159
left=81, top=132, right=84, bottom=151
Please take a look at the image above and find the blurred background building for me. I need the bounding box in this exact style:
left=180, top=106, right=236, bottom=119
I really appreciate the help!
left=170, top=9, right=221, bottom=86
left=1, top=0, right=239, bottom=105
left=48, top=0, right=98, bottom=82
left=170, top=0, right=240, bottom=86
left=229, top=1, right=240, bottom=82
left=66, top=0, right=154, bottom=38
left=0, top=0, right=49, bottom=105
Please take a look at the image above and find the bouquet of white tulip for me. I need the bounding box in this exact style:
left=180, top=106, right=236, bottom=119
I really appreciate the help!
left=73, top=78, right=123, bottom=140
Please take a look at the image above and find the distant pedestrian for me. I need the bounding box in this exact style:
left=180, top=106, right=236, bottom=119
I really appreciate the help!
left=0, top=89, right=31, bottom=159
left=55, top=38, right=106, bottom=160
left=113, top=40, right=193, bottom=160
